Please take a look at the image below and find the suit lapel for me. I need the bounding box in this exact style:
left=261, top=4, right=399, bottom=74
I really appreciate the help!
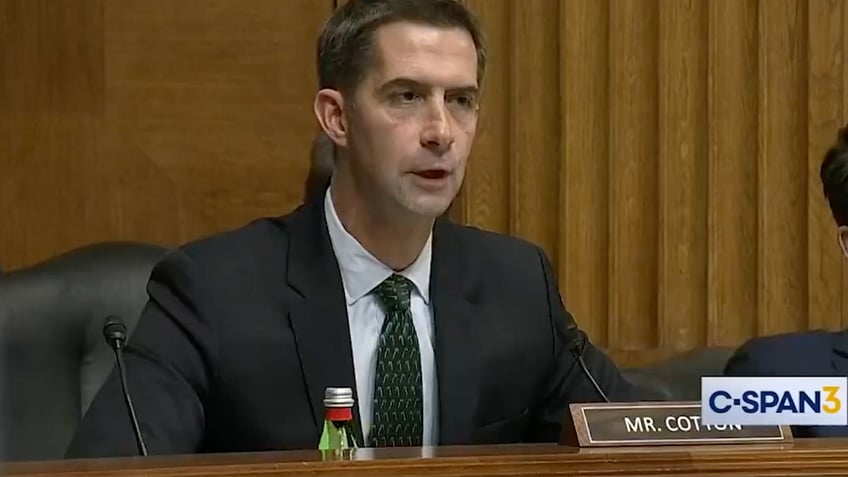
left=431, top=219, right=480, bottom=445
left=285, top=197, right=364, bottom=445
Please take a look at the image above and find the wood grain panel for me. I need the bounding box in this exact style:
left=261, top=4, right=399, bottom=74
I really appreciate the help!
left=0, top=0, right=333, bottom=271
left=0, top=0, right=103, bottom=113
left=757, top=0, right=809, bottom=335
left=96, top=122, right=186, bottom=245
left=11, top=440, right=848, bottom=477
left=658, top=0, right=708, bottom=351
left=459, top=0, right=510, bottom=232
left=609, top=0, right=659, bottom=350
left=4, top=0, right=848, bottom=367
left=104, top=0, right=327, bottom=240
left=706, top=0, right=760, bottom=346
left=0, top=117, right=105, bottom=266
left=560, top=0, right=610, bottom=346
left=508, top=0, right=560, bottom=262
left=807, top=0, right=845, bottom=331
left=0, top=115, right=183, bottom=266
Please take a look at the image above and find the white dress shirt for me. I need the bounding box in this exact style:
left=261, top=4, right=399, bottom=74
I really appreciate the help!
left=323, top=188, right=439, bottom=446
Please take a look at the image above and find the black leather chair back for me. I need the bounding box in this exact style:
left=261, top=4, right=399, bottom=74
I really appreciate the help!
left=0, top=242, right=169, bottom=462
left=622, top=347, right=736, bottom=401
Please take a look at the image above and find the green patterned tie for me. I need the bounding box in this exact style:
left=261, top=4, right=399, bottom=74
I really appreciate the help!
left=369, top=274, right=423, bottom=447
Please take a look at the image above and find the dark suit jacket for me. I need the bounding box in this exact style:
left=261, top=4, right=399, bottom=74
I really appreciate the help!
left=724, top=330, right=848, bottom=437
left=67, top=195, right=635, bottom=457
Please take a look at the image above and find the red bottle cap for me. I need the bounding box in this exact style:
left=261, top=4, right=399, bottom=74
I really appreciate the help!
left=325, top=407, right=353, bottom=422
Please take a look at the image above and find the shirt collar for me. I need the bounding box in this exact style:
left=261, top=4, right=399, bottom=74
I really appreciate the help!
left=324, top=188, right=431, bottom=306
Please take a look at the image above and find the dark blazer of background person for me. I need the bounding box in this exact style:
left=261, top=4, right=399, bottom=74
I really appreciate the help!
left=724, top=330, right=848, bottom=437
left=303, top=131, right=335, bottom=203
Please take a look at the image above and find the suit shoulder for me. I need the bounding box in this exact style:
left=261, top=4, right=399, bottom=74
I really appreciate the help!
left=737, top=330, right=833, bottom=355
left=158, top=213, right=298, bottom=285
left=726, top=330, right=835, bottom=376
left=180, top=218, right=289, bottom=260
left=446, top=222, right=543, bottom=259
left=441, top=222, right=554, bottom=300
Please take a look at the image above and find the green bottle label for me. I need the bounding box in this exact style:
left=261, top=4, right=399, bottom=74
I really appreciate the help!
left=319, top=419, right=357, bottom=450
left=319, top=387, right=358, bottom=452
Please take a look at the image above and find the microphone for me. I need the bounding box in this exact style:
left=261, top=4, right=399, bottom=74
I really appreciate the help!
left=564, top=322, right=610, bottom=403
left=102, top=316, right=148, bottom=456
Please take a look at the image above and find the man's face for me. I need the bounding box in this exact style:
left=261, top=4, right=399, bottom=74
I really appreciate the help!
left=343, top=21, right=479, bottom=219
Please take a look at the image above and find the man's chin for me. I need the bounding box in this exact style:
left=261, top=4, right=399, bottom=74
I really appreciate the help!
left=400, top=196, right=453, bottom=220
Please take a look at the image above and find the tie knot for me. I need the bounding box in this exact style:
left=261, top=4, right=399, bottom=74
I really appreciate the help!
left=375, top=274, right=412, bottom=312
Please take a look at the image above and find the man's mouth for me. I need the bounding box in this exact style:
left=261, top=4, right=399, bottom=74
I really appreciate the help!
left=412, top=169, right=449, bottom=180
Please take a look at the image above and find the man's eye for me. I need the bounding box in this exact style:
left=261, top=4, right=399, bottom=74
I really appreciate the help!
left=449, top=95, right=477, bottom=110
left=392, top=91, right=421, bottom=103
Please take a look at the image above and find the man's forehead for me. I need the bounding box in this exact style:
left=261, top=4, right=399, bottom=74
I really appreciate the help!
left=369, top=21, right=477, bottom=85
left=373, top=21, right=474, bottom=47
left=374, top=22, right=477, bottom=60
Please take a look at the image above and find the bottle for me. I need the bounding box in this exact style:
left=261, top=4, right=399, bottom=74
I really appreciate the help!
left=318, top=387, right=358, bottom=451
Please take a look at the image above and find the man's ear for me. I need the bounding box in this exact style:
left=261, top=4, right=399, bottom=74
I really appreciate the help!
left=314, top=89, right=349, bottom=148
left=839, top=226, right=848, bottom=259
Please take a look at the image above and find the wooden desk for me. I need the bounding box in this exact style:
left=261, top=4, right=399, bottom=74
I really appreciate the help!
left=4, top=439, right=848, bottom=477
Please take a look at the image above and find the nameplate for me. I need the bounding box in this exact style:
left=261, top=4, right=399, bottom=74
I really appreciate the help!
left=561, top=401, right=793, bottom=447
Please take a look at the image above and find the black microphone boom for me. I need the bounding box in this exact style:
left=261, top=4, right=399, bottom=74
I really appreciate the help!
left=103, top=316, right=149, bottom=456
left=564, top=322, right=610, bottom=403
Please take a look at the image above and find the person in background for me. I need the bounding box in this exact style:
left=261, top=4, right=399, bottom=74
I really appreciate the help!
left=67, top=0, right=635, bottom=457
left=303, top=131, right=336, bottom=203
left=723, top=124, right=848, bottom=437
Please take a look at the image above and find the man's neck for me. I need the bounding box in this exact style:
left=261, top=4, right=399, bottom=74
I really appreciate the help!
left=330, top=184, right=433, bottom=271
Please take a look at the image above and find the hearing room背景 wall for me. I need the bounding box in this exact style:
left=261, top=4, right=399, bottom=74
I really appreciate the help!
left=0, top=0, right=332, bottom=271
left=2, top=0, right=847, bottom=367
left=454, top=0, right=848, bottom=365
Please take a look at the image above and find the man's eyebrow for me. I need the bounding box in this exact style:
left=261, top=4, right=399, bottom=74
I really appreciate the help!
left=377, top=77, right=479, bottom=95
left=448, top=85, right=480, bottom=96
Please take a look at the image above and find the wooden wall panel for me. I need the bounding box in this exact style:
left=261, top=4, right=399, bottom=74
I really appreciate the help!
left=608, top=0, right=660, bottom=351
left=658, top=0, right=708, bottom=351
left=104, top=0, right=328, bottom=241
left=560, top=0, right=610, bottom=347
left=460, top=0, right=848, bottom=365
left=0, top=117, right=109, bottom=252
left=706, top=0, right=759, bottom=347
left=757, top=0, right=809, bottom=336
left=460, top=0, right=510, bottom=233
left=508, top=0, right=560, bottom=261
left=0, top=0, right=104, bottom=113
left=4, top=0, right=848, bottom=367
left=0, top=0, right=333, bottom=270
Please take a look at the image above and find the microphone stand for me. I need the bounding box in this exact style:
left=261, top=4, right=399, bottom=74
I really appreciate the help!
left=103, top=317, right=149, bottom=456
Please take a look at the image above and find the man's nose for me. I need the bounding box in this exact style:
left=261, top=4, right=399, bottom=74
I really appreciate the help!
left=420, top=101, right=455, bottom=154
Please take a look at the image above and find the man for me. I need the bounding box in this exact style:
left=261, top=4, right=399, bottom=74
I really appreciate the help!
left=67, top=0, right=634, bottom=457
left=723, top=124, right=848, bottom=437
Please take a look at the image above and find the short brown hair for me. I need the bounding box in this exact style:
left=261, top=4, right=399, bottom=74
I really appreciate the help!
left=317, top=0, right=487, bottom=95
left=821, top=125, right=848, bottom=226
